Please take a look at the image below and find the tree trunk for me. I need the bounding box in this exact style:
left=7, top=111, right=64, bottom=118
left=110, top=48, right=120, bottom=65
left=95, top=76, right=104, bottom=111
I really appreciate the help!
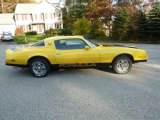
left=1, top=0, right=4, bottom=13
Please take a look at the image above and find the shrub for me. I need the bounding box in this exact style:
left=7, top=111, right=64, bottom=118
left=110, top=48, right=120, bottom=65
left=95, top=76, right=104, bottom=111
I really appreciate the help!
left=25, top=31, right=37, bottom=36
left=94, top=29, right=106, bottom=38
left=44, top=28, right=57, bottom=36
left=73, top=18, right=91, bottom=35
left=57, top=29, right=68, bottom=35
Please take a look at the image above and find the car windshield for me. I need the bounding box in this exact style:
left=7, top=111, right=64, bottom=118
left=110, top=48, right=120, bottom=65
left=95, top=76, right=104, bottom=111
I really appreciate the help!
left=3, top=32, right=11, bottom=35
left=84, top=39, right=98, bottom=48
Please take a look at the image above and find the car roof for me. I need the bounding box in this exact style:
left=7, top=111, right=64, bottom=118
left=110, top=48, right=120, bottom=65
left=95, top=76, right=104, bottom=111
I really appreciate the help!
left=45, top=36, right=84, bottom=42
left=3, top=31, right=11, bottom=33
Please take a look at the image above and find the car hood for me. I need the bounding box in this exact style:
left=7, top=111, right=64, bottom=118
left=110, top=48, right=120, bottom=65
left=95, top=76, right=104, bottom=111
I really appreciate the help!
left=100, top=43, right=137, bottom=49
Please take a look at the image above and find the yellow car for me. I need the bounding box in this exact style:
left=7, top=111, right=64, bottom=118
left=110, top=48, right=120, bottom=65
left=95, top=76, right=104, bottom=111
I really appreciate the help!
left=5, top=36, right=148, bottom=77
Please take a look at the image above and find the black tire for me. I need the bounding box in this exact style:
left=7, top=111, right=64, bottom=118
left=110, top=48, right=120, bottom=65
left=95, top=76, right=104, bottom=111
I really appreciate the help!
left=29, top=58, right=50, bottom=77
left=112, top=56, right=132, bottom=74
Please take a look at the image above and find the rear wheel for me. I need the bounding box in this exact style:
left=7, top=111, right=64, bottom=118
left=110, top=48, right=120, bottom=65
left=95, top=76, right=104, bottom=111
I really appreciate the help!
left=112, top=56, right=132, bottom=74
left=29, top=58, right=50, bottom=77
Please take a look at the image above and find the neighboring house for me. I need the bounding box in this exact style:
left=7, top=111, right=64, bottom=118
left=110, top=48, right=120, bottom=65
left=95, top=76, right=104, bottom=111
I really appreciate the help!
left=14, top=0, right=63, bottom=34
left=0, top=13, right=16, bottom=35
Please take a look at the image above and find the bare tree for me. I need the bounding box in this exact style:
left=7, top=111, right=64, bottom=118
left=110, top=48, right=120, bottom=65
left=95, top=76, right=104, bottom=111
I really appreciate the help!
left=0, top=0, right=4, bottom=13
left=0, top=0, right=32, bottom=13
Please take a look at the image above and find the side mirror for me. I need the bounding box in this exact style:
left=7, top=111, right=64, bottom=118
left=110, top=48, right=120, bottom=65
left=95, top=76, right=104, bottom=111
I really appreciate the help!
left=85, top=46, right=90, bottom=50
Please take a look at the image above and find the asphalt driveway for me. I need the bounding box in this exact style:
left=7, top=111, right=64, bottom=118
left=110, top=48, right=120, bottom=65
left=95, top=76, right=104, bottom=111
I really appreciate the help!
left=0, top=43, right=160, bottom=120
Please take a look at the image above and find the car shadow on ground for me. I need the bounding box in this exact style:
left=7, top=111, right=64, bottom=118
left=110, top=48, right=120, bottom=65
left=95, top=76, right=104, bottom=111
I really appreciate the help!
left=9, top=66, right=114, bottom=78
left=51, top=67, right=115, bottom=75
left=95, top=67, right=114, bottom=73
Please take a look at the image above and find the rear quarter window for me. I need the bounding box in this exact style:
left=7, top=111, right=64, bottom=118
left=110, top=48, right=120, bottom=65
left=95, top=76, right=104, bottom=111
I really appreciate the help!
left=32, top=40, right=45, bottom=47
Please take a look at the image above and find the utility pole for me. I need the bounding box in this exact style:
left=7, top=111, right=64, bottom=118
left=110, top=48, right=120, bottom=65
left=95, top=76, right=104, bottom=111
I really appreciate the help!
left=1, top=0, right=4, bottom=13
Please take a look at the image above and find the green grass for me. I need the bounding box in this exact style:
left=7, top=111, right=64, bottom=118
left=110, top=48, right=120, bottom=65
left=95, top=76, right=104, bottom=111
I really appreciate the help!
left=14, top=35, right=52, bottom=44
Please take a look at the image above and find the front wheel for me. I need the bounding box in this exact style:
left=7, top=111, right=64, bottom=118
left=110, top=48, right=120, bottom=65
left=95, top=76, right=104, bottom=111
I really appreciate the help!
left=112, top=56, right=132, bottom=74
left=29, top=58, right=50, bottom=77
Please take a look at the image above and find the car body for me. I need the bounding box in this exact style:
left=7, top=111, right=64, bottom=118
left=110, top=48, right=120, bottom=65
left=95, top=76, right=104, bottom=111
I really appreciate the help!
left=0, top=33, right=2, bottom=39
left=5, top=36, right=148, bottom=77
left=1, top=32, right=13, bottom=41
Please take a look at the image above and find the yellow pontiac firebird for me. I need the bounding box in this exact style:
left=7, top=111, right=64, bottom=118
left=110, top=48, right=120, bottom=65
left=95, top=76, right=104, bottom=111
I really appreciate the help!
left=5, top=36, right=148, bottom=77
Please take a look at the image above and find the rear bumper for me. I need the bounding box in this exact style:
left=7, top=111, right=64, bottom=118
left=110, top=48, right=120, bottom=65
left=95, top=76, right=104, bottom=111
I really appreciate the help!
left=2, top=38, right=13, bottom=41
left=5, top=49, right=27, bottom=67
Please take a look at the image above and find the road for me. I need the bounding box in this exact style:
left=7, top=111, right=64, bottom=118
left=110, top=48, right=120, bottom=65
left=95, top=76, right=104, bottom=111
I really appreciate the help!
left=0, top=42, right=160, bottom=120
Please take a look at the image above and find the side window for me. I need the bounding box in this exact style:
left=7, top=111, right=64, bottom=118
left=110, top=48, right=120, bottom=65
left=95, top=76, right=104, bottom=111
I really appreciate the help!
left=54, top=39, right=88, bottom=50
left=32, top=40, right=45, bottom=47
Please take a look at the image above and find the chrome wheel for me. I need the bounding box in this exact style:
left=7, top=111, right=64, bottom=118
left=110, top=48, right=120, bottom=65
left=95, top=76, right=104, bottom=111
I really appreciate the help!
left=32, top=61, right=47, bottom=77
left=113, top=56, right=132, bottom=74
left=117, top=59, right=130, bottom=73
left=29, top=58, right=50, bottom=77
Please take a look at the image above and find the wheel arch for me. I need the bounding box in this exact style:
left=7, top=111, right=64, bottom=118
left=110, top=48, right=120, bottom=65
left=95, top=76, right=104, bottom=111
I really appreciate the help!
left=112, top=54, right=134, bottom=64
left=27, top=56, right=51, bottom=66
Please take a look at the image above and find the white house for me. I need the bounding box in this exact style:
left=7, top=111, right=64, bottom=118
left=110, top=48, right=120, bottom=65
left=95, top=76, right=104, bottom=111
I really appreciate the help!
left=0, top=13, right=16, bottom=35
left=14, top=0, right=63, bottom=34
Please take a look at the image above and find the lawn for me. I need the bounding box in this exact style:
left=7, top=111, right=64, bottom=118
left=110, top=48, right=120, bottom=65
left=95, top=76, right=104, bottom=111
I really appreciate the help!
left=14, top=35, right=52, bottom=44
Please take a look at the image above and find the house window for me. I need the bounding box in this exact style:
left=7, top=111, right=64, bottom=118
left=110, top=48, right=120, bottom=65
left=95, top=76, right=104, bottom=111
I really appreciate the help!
left=45, top=13, right=47, bottom=19
left=30, top=14, right=32, bottom=20
left=29, top=25, right=31, bottom=31
left=16, top=15, right=18, bottom=21
left=24, top=26, right=25, bottom=31
left=40, top=14, right=43, bottom=20
left=26, top=25, right=29, bottom=31
left=20, top=26, right=23, bottom=30
left=22, top=14, right=24, bottom=21
left=35, top=14, right=37, bottom=20
left=55, top=23, right=57, bottom=29
left=25, top=15, right=27, bottom=20
left=39, top=25, right=42, bottom=32
left=59, top=23, right=61, bottom=29
left=46, top=24, right=48, bottom=30
left=51, top=13, right=52, bottom=19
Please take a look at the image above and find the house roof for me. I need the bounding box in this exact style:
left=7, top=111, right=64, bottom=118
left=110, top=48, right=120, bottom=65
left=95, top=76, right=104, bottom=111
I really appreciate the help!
left=15, top=0, right=61, bottom=14
left=15, top=3, right=37, bottom=14
left=0, top=13, right=15, bottom=24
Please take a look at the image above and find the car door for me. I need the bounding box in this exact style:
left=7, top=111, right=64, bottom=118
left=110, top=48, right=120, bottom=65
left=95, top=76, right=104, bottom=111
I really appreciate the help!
left=54, top=38, right=100, bottom=64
